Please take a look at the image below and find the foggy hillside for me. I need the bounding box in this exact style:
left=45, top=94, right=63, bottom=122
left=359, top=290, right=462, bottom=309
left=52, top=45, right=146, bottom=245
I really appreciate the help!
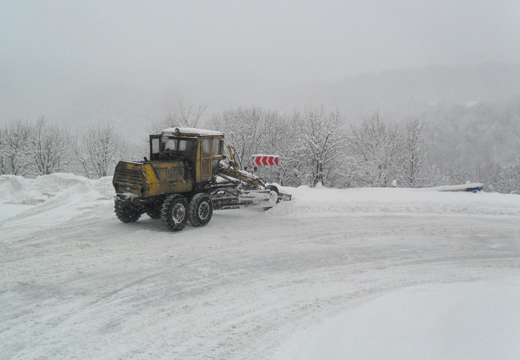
left=425, top=96, right=520, bottom=167
left=276, top=63, right=520, bottom=120
left=266, top=63, right=520, bottom=170
left=107, top=63, right=520, bottom=145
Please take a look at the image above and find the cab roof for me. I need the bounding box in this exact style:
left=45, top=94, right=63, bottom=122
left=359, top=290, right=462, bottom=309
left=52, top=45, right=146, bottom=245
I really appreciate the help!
left=161, top=127, right=224, bottom=137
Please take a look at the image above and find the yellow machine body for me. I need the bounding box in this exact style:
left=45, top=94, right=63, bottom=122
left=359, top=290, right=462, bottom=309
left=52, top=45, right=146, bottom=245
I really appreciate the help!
left=113, top=128, right=225, bottom=201
left=113, top=161, right=193, bottom=197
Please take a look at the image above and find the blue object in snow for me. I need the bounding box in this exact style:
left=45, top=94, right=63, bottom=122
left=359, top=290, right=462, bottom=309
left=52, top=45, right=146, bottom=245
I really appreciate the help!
left=466, top=186, right=483, bottom=193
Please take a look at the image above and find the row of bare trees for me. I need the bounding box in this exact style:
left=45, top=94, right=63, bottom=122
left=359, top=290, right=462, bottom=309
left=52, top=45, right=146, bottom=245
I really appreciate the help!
left=208, top=106, right=519, bottom=193
left=2, top=105, right=518, bottom=193
left=0, top=117, right=126, bottom=178
left=208, top=108, right=430, bottom=188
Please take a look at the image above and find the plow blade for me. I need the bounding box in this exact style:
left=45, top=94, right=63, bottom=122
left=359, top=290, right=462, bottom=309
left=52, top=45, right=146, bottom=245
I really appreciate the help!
left=210, top=187, right=278, bottom=210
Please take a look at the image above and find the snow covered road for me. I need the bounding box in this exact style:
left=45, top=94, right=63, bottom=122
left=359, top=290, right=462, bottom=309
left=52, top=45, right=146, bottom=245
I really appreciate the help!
left=1, top=174, right=519, bottom=359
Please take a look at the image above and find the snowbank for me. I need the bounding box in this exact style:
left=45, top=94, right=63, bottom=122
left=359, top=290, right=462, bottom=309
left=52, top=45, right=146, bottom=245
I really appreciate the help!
left=2, top=173, right=519, bottom=226
left=0, top=173, right=114, bottom=228
left=273, top=184, right=520, bottom=217
left=0, top=173, right=114, bottom=205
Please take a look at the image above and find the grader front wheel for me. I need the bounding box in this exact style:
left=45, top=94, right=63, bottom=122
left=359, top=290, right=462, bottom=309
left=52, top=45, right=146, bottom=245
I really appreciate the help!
left=114, top=198, right=143, bottom=223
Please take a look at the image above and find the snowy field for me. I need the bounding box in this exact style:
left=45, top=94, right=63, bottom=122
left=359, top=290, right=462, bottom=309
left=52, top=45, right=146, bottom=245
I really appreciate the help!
left=1, top=174, right=519, bottom=360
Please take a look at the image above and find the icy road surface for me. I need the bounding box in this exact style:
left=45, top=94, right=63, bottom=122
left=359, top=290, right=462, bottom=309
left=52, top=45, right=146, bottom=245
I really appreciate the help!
left=1, top=174, right=519, bottom=359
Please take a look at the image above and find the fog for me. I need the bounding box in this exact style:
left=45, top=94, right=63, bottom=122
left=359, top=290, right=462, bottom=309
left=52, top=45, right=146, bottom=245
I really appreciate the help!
left=1, top=0, right=520, bottom=127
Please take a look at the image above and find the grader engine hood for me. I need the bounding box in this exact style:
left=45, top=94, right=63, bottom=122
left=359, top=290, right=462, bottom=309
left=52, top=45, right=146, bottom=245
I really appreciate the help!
left=113, top=160, right=193, bottom=198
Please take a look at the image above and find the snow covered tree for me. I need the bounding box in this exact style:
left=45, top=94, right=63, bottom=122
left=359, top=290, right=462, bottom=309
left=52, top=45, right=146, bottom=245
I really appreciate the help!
left=208, top=107, right=267, bottom=168
left=208, top=106, right=347, bottom=187
left=253, top=111, right=302, bottom=186
left=475, top=158, right=520, bottom=194
left=349, top=114, right=401, bottom=187
left=0, top=120, right=32, bottom=175
left=28, top=117, right=75, bottom=175
left=77, top=123, right=127, bottom=178
left=296, top=106, right=347, bottom=187
left=400, top=119, right=430, bottom=187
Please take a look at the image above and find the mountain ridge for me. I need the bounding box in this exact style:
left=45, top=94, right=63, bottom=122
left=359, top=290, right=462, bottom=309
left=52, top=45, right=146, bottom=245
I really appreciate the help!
left=274, top=63, right=520, bottom=121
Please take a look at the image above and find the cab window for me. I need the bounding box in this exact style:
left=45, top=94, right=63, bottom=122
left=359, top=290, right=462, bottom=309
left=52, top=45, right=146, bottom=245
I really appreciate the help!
left=179, top=139, right=192, bottom=152
left=201, top=138, right=211, bottom=157
left=213, top=138, right=222, bottom=156
left=164, top=138, right=177, bottom=151
left=152, top=138, right=160, bottom=154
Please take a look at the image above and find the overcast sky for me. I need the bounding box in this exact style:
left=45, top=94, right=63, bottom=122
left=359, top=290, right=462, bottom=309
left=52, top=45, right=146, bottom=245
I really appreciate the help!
left=1, top=0, right=519, bottom=126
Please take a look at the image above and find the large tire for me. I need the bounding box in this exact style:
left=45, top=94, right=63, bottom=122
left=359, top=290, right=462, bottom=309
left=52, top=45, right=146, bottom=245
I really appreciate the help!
left=188, top=193, right=213, bottom=227
left=161, top=194, right=189, bottom=231
left=114, top=198, right=143, bottom=223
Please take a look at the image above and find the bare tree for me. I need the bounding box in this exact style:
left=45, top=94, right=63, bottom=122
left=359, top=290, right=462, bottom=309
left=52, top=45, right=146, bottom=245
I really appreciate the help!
left=474, top=158, right=520, bottom=194
left=0, top=127, right=6, bottom=175
left=0, top=119, right=33, bottom=175
left=298, top=106, right=347, bottom=187
left=28, top=116, right=75, bottom=175
left=0, top=128, right=4, bottom=175
left=209, top=107, right=266, bottom=168
left=255, top=111, right=300, bottom=186
left=350, top=113, right=401, bottom=187
left=148, top=98, right=209, bottom=134
left=208, top=106, right=347, bottom=187
left=77, top=123, right=127, bottom=178
left=401, top=119, right=430, bottom=187
left=176, top=98, right=208, bottom=128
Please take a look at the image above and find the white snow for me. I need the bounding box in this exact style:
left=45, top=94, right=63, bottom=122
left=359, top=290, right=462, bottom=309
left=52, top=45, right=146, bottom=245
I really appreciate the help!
left=161, top=127, right=224, bottom=136
left=1, top=174, right=519, bottom=360
left=274, top=277, right=520, bottom=360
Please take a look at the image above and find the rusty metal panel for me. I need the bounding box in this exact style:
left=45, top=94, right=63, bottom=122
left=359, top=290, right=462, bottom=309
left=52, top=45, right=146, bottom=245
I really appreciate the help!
left=152, top=162, right=185, bottom=182
left=147, top=162, right=193, bottom=196
left=113, top=162, right=145, bottom=195
left=200, top=159, right=212, bottom=181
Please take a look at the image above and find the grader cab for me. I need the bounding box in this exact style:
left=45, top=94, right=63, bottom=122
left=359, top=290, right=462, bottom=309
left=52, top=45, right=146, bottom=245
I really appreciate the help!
left=112, top=127, right=290, bottom=232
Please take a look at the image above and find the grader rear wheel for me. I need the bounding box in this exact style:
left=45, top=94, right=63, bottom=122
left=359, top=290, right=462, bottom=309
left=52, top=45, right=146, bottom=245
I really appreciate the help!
left=161, top=194, right=189, bottom=231
left=188, top=193, right=213, bottom=227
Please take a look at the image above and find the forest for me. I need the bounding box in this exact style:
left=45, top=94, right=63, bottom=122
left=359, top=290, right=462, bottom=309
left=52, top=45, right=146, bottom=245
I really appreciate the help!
left=1, top=98, right=519, bottom=195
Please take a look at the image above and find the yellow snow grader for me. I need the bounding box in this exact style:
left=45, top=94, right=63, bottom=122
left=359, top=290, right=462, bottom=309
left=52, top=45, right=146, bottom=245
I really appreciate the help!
left=112, top=127, right=290, bottom=231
